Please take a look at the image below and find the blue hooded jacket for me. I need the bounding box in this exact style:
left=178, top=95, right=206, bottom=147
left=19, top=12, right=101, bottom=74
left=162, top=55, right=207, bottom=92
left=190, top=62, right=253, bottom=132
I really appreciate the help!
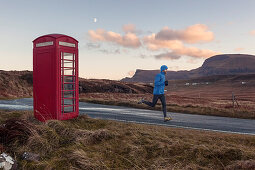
left=153, top=65, right=168, bottom=95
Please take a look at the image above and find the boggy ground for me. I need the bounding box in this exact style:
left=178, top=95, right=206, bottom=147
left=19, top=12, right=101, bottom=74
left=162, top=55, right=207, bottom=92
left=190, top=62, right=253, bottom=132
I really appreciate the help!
left=0, top=110, right=255, bottom=169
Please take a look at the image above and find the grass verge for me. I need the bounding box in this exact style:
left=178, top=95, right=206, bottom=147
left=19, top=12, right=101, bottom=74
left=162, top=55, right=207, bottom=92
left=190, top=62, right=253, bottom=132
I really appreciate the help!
left=0, top=110, right=255, bottom=169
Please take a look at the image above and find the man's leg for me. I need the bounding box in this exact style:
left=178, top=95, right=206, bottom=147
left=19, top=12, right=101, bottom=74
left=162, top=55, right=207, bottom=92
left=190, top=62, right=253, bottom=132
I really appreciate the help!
left=159, top=94, right=167, bottom=117
left=143, top=95, right=159, bottom=107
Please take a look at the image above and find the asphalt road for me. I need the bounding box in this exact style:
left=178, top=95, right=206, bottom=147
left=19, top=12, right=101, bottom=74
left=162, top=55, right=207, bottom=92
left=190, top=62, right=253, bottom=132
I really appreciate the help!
left=0, top=98, right=254, bottom=135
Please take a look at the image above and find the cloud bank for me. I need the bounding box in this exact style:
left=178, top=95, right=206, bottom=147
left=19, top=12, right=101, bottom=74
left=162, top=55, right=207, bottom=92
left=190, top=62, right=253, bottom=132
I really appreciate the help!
left=144, top=33, right=218, bottom=59
left=88, top=29, right=141, bottom=48
left=122, top=24, right=136, bottom=33
left=155, top=24, right=214, bottom=43
left=88, top=24, right=219, bottom=60
left=234, top=47, right=244, bottom=52
left=154, top=52, right=181, bottom=60
left=250, top=30, right=255, bottom=35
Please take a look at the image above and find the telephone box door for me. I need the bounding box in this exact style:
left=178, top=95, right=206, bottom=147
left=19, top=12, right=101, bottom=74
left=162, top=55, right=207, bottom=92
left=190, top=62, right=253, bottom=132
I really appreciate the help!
left=60, top=51, right=78, bottom=116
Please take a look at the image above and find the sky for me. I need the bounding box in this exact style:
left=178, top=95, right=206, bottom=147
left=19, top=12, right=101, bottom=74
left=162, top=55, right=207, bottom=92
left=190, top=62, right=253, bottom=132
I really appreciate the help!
left=1, top=0, right=255, bottom=80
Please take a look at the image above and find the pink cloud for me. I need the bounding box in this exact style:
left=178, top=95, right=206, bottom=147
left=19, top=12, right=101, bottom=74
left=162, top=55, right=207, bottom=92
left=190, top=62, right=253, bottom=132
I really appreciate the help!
left=168, top=66, right=180, bottom=71
left=155, top=24, right=214, bottom=43
left=144, top=34, right=219, bottom=59
left=122, top=24, right=143, bottom=35
left=154, top=52, right=181, bottom=60
left=122, top=24, right=136, bottom=33
left=250, top=30, right=255, bottom=35
left=143, top=33, right=183, bottom=50
left=88, top=24, right=218, bottom=59
left=127, top=70, right=135, bottom=77
left=88, top=29, right=141, bottom=48
left=174, top=46, right=219, bottom=59
left=234, top=48, right=244, bottom=52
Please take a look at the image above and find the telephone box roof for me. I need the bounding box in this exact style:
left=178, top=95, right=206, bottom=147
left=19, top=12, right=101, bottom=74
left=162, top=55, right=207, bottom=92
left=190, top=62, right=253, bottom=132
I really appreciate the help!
left=33, top=34, right=78, bottom=42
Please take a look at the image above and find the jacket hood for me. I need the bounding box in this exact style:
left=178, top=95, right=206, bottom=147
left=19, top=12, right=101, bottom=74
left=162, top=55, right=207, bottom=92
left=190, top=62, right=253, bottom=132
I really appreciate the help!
left=160, top=65, right=168, bottom=72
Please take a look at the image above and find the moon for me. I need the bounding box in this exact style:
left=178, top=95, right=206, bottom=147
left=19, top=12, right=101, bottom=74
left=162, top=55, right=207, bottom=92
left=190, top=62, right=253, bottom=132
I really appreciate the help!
left=93, top=18, right=97, bottom=23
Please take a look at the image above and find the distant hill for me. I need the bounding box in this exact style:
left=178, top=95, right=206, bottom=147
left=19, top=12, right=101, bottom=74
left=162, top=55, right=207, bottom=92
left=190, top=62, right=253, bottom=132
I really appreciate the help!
left=0, top=70, right=33, bottom=98
left=78, top=78, right=153, bottom=94
left=0, top=70, right=153, bottom=99
left=122, top=54, right=255, bottom=82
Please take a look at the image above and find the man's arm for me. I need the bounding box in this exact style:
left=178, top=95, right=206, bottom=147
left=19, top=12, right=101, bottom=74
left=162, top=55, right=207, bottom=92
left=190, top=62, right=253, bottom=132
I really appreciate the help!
left=154, top=74, right=164, bottom=86
left=165, top=80, right=168, bottom=86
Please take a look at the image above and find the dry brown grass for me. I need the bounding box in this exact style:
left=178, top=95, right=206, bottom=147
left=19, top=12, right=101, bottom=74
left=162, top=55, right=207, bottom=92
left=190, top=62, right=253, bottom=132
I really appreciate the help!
left=225, top=159, right=255, bottom=169
left=0, top=70, right=33, bottom=98
left=0, top=110, right=255, bottom=169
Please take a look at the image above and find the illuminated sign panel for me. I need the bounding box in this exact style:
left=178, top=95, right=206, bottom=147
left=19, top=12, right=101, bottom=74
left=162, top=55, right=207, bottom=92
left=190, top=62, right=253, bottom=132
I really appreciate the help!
left=36, top=41, right=53, bottom=47
left=59, top=41, right=75, bottom=47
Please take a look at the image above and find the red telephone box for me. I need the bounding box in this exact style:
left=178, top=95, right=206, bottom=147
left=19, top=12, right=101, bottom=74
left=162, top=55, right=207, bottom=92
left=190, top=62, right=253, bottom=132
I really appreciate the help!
left=33, top=34, right=79, bottom=121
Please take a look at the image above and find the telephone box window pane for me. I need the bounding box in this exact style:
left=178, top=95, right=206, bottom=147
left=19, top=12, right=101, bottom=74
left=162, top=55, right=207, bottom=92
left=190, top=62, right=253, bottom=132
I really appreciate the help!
left=63, top=91, right=74, bottom=98
left=62, top=61, right=73, bottom=68
left=62, top=99, right=74, bottom=105
left=64, top=68, right=75, bottom=75
left=63, top=84, right=75, bottom=90
left=62, top=106, right=74, bottom=113
left=62, top=76, right=75, bottom=83
left=63, top=53, right=73, bottom=60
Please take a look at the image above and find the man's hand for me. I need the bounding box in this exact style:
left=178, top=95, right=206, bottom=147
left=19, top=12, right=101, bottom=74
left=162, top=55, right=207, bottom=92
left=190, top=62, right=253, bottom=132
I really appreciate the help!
left=165, top=80, right=168, bottom=86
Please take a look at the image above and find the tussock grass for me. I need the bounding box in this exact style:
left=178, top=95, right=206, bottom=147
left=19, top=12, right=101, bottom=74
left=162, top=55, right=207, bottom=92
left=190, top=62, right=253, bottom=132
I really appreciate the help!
left=0, top=110, right=255, bottom=169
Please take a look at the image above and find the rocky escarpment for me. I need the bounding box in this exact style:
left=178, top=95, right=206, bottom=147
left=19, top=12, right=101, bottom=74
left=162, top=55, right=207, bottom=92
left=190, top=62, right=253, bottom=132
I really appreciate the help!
left=122, top=54, right=255, bottom=82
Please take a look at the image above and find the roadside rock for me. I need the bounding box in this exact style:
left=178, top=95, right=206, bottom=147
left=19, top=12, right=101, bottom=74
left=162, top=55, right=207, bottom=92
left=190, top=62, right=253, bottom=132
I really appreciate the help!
left=22, top=152, right=40, bottom=162
left=0, top=152, right=17, bottom=170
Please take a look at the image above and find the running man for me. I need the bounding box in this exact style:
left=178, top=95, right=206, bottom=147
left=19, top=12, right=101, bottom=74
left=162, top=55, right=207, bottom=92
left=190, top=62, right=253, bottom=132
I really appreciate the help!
left=138, top=65, right=172, bottom=121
